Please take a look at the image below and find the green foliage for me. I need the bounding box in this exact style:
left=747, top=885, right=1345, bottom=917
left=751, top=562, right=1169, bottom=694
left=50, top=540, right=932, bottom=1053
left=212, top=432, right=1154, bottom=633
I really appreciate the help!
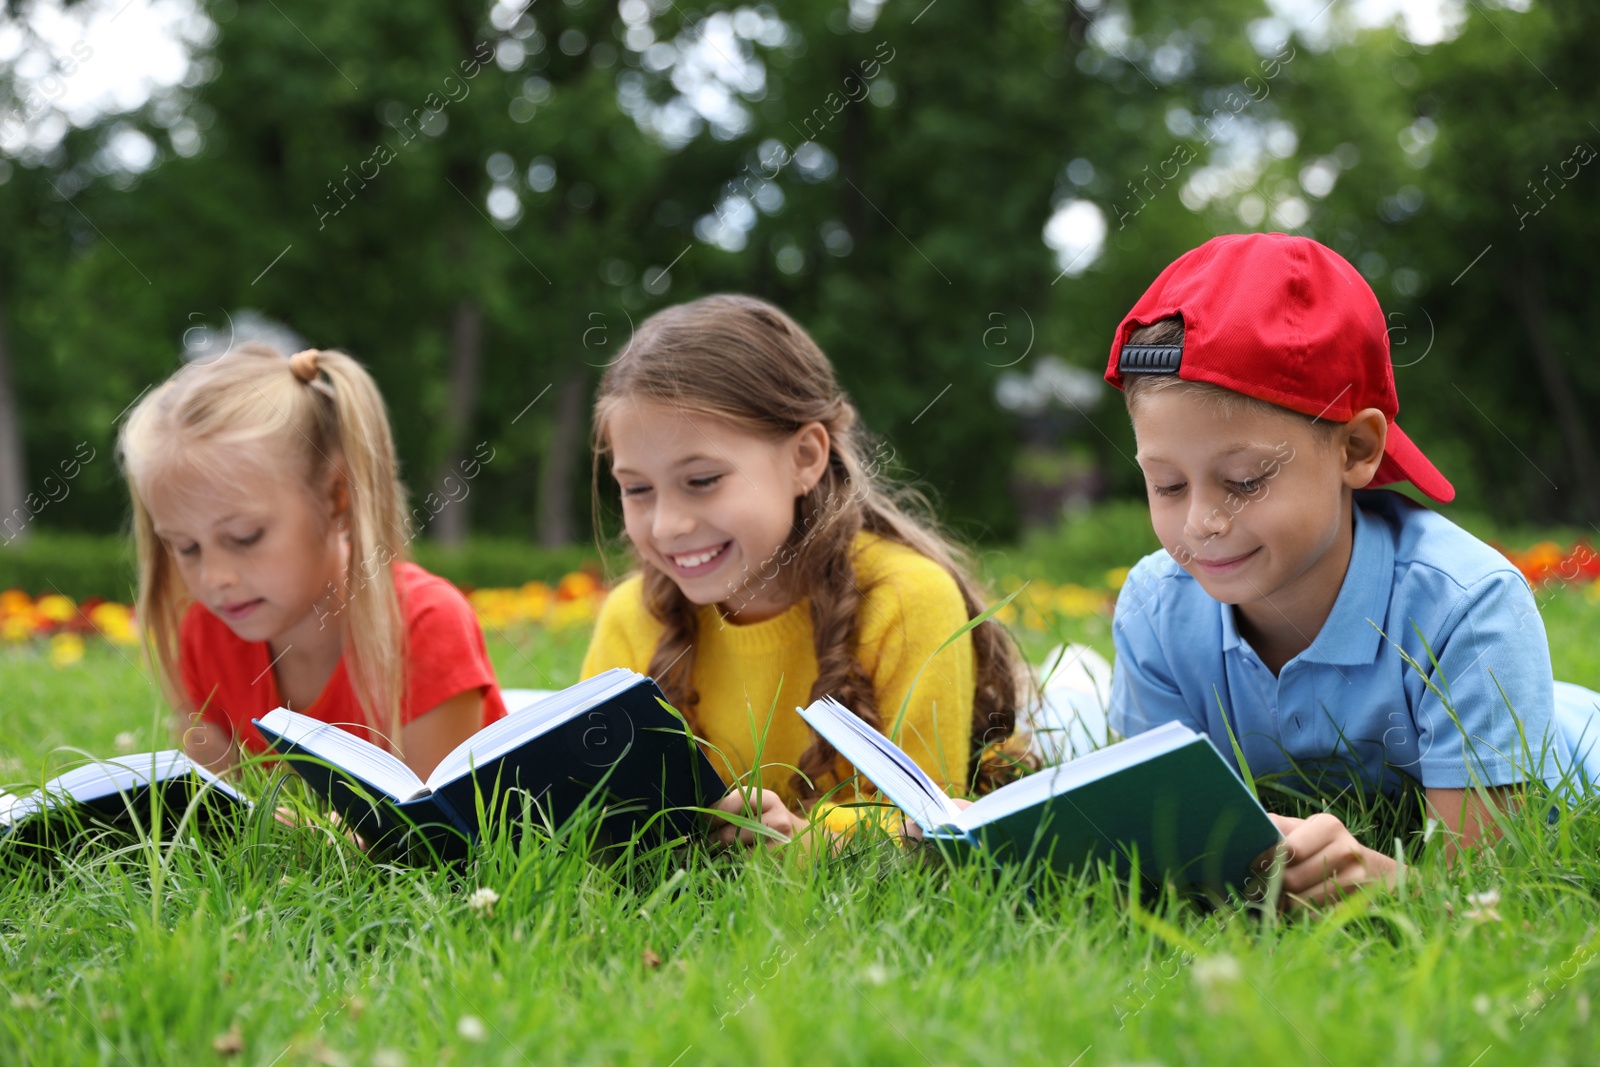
left=3, top=0, right=1596, bottom=546
left=1002, top=499, right=1164, bottom=585
left=410, top=537, right=602, bottom=590
left=0, top=533, right=139, bottom=603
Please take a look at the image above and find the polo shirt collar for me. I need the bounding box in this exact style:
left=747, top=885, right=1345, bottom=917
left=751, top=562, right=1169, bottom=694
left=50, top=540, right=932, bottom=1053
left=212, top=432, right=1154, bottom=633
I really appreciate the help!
left=1218, top=497, right=1394, bottom=667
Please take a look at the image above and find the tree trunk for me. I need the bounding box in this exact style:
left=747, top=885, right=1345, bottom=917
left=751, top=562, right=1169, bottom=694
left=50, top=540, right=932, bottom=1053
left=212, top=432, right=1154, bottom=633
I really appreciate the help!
left=1510, top=248, right=1600, bottom=521
left=0, top=278, right=28, bottom=545
left=430, top=297, right=483, bottom=547
left=536, top=371, right=586, bottom=547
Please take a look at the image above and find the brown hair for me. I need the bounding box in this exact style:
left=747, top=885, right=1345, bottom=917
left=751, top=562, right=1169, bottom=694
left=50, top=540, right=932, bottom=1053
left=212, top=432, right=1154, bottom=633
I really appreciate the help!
left=117, top=344, right=412, bottom=749
left=1122, top=317, right=1343, bottom=441
left=591, top=294, right=1033, bottom=799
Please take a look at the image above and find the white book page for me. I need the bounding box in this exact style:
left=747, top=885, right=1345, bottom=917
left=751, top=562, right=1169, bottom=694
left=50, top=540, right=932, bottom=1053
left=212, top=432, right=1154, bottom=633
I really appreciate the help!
left=797, top=697, right=965, bottom=833
left=2, top=751, right=240, bottom=824
left=954, top=721, right=1199, bottom=833
left=6, top=750, right=191, bottom=820
left=47, top=750, right=191, bottom=801
left=258, top=709, right=425, bottom=801
left=424, top=668, right=646, bottom=789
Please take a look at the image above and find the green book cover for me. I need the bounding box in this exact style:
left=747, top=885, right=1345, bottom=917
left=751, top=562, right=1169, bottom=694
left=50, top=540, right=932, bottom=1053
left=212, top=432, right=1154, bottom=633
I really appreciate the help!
left=797, top=699, right=1280, bottom=898
left=965, top=739, right=1279, bottom=895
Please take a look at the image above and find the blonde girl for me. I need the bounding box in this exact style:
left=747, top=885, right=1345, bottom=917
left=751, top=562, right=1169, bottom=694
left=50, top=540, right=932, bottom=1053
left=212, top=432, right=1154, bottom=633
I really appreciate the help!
left=580, top=294, right=1031, bottom=847
left=118, top=344, right=506, bottom=779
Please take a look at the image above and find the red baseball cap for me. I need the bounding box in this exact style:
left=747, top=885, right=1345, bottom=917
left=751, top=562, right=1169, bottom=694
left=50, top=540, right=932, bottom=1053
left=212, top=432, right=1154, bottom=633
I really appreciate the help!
left=1104, top=232, right=1453, bottom=504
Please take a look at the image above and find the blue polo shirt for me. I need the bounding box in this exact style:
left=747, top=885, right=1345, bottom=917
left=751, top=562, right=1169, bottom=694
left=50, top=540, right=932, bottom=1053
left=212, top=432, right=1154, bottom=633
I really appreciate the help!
left=1108, top=489, right=1579, bottom=796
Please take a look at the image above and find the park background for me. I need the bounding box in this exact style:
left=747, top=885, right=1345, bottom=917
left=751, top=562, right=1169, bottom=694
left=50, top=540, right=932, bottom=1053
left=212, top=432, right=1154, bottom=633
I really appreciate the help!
left=4, top=1, right=1600, bottom=1065
left=2, top=0, right=1599, bottom=582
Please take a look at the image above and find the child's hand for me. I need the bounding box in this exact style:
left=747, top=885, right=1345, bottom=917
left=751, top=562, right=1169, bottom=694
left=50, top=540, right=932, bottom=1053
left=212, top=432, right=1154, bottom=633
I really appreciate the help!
left=1254, top=812, right=1397, bottom=910
left=274, top=805, right=370, bottom=852
left=708, top=787, right=808, bottom=848
left=902, top=797, right=973, bottom=842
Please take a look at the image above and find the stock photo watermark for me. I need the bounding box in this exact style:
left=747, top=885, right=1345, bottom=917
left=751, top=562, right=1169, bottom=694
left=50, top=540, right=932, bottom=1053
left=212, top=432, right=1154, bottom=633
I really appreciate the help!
left=982, top=307, right=1036, bottom=369
left=581, top=305, right=638, bottom=367
left=313, top=441, right=496, bottom=629
left=700, top=39, right=898, bottom=241
left=313, top=41, right=495, bottom=230
left=1163, top=440, right=1297, bottom=567
left=787, top=40, right=897, bottom=143
left=1514, top=139, right=1595, bottom=231
left=716, top=895, right=838, bottom=1029
left=2, top=442, right=97, bottom=544
left=1113, top=846, right=1292, bottom=1029
left=1112, top=41, right=1297, bottom=230
left=0, top=40, right=94, bottom=140
left=1509, top=543, right=1595, bottom=638
left=718, top=441, right=896, bottom=619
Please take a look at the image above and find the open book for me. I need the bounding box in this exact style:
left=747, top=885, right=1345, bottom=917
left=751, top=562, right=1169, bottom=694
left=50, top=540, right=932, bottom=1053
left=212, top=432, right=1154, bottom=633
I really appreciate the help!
left=0, top=750, right=251, bottom=847
left=797, top=697, right=1281, bottom=896
left=254, top=668, right=725, bottom=860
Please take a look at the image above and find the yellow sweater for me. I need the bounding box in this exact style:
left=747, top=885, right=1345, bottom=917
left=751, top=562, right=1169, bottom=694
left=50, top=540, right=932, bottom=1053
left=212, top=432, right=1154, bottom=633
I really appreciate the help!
left=579, top=532, right=976, bottom=833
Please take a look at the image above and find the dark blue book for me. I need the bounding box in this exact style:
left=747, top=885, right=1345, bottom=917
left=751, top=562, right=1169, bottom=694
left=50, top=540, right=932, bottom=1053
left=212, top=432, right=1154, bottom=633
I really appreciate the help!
left=0, top=750, right=251, bottom=848
left=253, top=668, right=725, bottom=861
left=798, top=698, right=1280, bottom=898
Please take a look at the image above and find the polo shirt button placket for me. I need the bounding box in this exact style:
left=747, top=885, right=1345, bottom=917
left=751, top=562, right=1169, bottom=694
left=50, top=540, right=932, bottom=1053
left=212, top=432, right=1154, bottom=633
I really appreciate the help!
left=1280, top=668, right=1302, bottom=738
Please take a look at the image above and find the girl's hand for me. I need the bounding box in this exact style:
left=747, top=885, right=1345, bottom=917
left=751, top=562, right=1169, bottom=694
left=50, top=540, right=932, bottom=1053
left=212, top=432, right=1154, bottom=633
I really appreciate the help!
left=1253, top=812, right=1397, bottom=910
left=274, top=805, right=370, bottom=852
left=708, top=787, right=808, bottom=848
left=902, top=796, right=973, bottom=842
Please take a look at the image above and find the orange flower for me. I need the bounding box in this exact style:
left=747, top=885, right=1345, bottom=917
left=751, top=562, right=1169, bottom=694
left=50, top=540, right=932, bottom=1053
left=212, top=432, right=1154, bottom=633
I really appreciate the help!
left=556, top=571, right=600, bottom=601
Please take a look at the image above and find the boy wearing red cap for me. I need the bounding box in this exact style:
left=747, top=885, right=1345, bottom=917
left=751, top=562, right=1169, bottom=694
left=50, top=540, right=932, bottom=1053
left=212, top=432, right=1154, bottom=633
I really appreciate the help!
left=1104, top=232, right=1596, bottom=908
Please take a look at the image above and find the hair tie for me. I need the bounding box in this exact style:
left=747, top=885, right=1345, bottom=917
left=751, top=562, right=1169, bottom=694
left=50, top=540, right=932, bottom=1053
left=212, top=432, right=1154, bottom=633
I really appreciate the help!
left=289, top=349, right=321, bottom=383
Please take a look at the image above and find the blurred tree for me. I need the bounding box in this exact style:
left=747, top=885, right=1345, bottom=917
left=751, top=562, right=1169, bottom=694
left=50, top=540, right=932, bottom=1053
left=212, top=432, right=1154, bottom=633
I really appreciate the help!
left=616, top=0, right=1268, bottom=540
left=4, top=0, right=1596, bottom=550
left=1388, top=1, right=1600, bottom=521
left=1206, top=1, right=1600, bottom=521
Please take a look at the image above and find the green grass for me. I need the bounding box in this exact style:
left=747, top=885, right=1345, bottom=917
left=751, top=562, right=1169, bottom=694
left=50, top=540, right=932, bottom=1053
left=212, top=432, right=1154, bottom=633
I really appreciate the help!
left=3, top=590, right=1600, bottom=1065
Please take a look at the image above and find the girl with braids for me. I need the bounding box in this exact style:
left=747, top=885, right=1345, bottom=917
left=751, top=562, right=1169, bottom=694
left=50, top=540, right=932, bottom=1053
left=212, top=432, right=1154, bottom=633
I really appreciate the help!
left=580, top=294, right=1032, bottom=848
left=118, top=344, right=507, bottom=780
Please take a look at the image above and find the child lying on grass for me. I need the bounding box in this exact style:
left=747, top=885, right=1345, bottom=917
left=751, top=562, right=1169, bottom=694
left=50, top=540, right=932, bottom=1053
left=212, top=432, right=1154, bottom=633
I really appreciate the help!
left=117, top=344, right=507, bottom=783
left=1101, top=233, right=1600, bottom=908
left=580, top=293, right=1034, bottom=852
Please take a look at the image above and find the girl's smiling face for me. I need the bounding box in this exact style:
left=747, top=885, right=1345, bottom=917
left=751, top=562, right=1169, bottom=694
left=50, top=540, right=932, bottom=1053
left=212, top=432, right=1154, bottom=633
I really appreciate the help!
left=607, top=399, right=830, bottom=624
left=143, top=450, right=348, bottom=649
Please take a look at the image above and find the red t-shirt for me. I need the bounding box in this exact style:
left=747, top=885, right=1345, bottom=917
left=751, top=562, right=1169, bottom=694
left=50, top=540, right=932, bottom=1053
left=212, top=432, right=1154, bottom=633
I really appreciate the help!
left=180, top=561, right=507, bottom=754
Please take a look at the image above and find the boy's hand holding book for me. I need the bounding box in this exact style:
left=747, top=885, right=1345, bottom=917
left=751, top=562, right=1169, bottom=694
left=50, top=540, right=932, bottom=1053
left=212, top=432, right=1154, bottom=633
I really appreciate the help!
left=1254, top=812, right=1398, bottom=909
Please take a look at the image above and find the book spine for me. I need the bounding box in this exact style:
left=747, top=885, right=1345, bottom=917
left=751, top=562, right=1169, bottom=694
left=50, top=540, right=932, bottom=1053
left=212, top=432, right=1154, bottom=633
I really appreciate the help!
left=425, top=792, right=476, bottom=842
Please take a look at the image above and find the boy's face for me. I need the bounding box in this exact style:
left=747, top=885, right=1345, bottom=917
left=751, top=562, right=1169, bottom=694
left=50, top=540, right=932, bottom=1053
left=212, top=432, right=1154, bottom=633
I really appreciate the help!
left=1129, top=389, right=1364, bottom=617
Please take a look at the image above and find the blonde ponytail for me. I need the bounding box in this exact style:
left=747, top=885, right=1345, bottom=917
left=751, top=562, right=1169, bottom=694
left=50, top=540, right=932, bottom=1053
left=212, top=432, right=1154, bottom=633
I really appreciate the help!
left=293, top=348, right=411, bottom=749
